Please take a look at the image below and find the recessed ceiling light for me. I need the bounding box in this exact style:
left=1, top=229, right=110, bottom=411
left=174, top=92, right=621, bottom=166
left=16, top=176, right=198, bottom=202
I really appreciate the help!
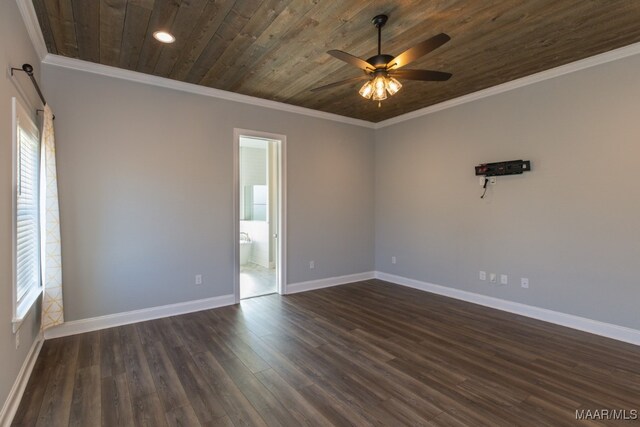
left=153, top=31, right=175, bottom=43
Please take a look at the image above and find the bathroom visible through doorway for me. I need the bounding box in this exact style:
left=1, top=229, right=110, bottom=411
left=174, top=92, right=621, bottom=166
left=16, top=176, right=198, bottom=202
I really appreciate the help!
left=235, top=131, right=285, bottom=300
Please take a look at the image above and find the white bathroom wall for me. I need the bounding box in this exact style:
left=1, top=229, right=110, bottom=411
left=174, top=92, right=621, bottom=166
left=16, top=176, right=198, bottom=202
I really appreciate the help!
left=239, top=221, right=269, bottom=267
left=239, top=139, right=270, bottom=267
left=239, top=144, right=267, bottom=221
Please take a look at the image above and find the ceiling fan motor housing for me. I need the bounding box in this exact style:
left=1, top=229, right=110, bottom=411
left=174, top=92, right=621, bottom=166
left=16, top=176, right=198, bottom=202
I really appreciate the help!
left=367, top=54, right=394, bottom=69
left=372, top=14, right=388, bottom=28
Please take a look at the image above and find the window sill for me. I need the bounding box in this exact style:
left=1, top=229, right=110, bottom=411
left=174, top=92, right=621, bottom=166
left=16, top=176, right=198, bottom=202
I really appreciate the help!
left=12, top=287, right=42, bottom=333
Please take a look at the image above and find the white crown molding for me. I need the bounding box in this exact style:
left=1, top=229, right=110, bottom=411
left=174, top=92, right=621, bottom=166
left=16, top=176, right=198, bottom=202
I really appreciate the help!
left=43, top=294, right=235, bottom=339
left=374, top=41, right=640, bottom=129
left=41, top=54, right=377, bottom=129
left=19, top=0, right=640, bottom=131
left=375, top=271, right=640, bottom=346
left=15, top=0, right=48, bottom=61
left=286, top=271, right=375, bottom=294
left=42, top=39, right=640, bottom=131
left=0, top=332, right=44, bottom=427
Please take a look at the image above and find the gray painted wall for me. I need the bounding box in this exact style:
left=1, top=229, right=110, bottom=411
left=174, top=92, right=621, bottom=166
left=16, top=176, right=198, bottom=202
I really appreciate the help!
left=375, top=53, right=640, bottom=329
left=0, top=0, right=43, bottom=413
left=42, top=65, right=375, bottom=322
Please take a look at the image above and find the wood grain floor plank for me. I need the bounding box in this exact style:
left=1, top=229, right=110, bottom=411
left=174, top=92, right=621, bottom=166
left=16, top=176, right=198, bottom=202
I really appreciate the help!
left=140, top=341, right=190, bottom=412
left=100, top=327, right=126, bottom=379
left=259, top=333, right=385, bottom=409
left=234, top=331, right=314, bottom=390
left=254, top=368, right=333, bottom=427
left=11, top=340, right=62, bottom=426
left=101, top=374, right=135, bottom=427
left=163, top=343, right=227, bottom=424
left=77, top=330, right=101, bottom=369
left=163, top=344, right=227, bottom=423
left=170, top=313, right=211, bottom=355
left=165, top=404, right=202, bottom=427
left=193, top=351, right=268, bottom=427
left=211, top=328, right=271, bottom=374
left=202, top=415, right=235, bottom=427
left=296, top=383, right=375, bottom=427
left=68, top=365, right=101, bottom=427
left=130, top=392, right=168, bottom=427
left=119, top=324, right=156, bottom=399
left=15, top=281, right=640, bottom=426
left=35, top=336, right=80, bottom=427
left=218, top=356, right=298, bottom=427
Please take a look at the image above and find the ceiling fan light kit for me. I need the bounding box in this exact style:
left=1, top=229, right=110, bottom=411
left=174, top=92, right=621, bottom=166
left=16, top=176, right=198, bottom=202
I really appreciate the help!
left=359, top=80, right=374, bottom=99
left=385, top=77, right=402, bottom=95
left=312, top=14, right=452, bottom=107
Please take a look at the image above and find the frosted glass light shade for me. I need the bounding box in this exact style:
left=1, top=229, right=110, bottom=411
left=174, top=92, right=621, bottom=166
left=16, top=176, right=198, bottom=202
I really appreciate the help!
left=386, top=77, right=402, bottom=95
left=359, top=81, right=374, bottom=99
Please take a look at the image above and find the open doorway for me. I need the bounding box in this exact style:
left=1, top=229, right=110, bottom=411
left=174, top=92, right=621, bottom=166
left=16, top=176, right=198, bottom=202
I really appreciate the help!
left=234, top=130, right=286, bottom=301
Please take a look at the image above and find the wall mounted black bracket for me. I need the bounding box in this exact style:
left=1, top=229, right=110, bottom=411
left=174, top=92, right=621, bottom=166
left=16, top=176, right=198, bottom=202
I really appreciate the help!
left=10, top=63, right=55, bottom=119
left=475, top=160, right=531, bottom=177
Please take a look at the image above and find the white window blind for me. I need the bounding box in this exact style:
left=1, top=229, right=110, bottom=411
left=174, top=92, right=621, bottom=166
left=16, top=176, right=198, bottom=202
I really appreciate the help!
left=14, top=98, right=41, bottom=320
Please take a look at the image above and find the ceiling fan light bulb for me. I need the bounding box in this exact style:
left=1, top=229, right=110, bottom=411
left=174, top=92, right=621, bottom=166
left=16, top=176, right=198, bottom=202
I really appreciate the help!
left=386, top=77, right=402, bottom=95
left=373, top=75, right=386, bottom=90
left=359, top=81, right=374, bottom=99
left=372, top=85, right=387, bottom=101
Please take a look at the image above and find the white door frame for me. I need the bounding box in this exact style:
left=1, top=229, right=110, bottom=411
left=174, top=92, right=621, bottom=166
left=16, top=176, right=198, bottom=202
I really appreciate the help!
left=233, top=128, right=287, bottom=303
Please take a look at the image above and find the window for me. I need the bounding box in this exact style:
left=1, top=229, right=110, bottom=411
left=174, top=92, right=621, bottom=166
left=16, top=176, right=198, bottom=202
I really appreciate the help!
left=12, top=97, right=42, bottom=327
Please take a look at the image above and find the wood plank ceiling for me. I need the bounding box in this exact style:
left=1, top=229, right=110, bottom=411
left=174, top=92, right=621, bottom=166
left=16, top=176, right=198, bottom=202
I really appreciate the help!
left=33, top=0, right=640, bottom=122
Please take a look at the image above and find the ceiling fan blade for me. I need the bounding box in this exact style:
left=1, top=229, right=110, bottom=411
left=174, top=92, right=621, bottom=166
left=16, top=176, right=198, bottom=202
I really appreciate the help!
left=328, top=50, right=375, bottom=71
left=310, top=75, right=370, bottom=92
left=389, top=69, right=452, bottom=81
left=387, top=33, right=450, bottom=70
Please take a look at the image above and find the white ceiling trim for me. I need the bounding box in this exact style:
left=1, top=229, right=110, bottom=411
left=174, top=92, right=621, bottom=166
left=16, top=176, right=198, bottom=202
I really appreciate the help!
left=41, top=54, right=377, bottom=129
left=42, top=40, right=640, bottom=131
left=15, top=0, right=48, bottom=61
left=374, top=41, right=640, bottom=129
left=18, top=0, right=640, bottom=129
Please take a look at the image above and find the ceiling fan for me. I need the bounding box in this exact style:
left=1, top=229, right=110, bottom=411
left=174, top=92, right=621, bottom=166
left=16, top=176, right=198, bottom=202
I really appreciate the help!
left=311, top=14, right=452, bottom=106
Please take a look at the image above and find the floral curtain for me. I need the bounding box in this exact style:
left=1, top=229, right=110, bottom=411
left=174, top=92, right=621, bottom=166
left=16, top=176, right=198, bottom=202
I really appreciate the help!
left=40, top=105, right=63, bottom=330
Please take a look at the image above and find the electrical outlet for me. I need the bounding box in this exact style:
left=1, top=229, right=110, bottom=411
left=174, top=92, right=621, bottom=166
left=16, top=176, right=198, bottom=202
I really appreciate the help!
left=489, top=273, right=497, bottom=283
left=479, top=271, right=486, bottom=281
left=391, top=256, right=397, bottom=264
left=489, top=177, right=497, bottom=185
left=500, top=274, right=508, bottom=285
left=521, top=278, right=529, bottom=289
left=15, top=330, right=20, bottom=349
left=195, top=274, right=203, bottom=285
left=309, top=261, right=315, bottom=269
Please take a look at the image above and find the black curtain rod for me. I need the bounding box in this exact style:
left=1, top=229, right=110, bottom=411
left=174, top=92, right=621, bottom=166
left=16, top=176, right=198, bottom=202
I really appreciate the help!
left=11, top=63, right=55, bottom=120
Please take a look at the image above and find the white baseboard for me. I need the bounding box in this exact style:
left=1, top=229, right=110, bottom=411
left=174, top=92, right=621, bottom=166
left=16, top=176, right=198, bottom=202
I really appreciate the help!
left=44, top=294, right=235, bottom=339
left=375, top=271, right=640, bottom=346
left=286, top=271, right=375, bottom=294
left=0, top=332, right=44, bottom=427
left=39, top=270, right=640, bottom=345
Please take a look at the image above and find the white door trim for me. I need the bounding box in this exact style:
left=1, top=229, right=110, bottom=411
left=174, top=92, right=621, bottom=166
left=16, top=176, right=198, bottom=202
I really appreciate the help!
left=233, top=129, right=287, bottom=303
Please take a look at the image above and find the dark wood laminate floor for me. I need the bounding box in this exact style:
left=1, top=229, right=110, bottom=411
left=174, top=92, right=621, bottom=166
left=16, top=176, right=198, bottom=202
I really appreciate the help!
left=13, top=280, right=640, bottom=426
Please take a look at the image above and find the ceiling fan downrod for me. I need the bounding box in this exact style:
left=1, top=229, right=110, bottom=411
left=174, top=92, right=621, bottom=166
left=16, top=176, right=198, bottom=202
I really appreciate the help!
left=372, top=14, right=388, bottom=57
